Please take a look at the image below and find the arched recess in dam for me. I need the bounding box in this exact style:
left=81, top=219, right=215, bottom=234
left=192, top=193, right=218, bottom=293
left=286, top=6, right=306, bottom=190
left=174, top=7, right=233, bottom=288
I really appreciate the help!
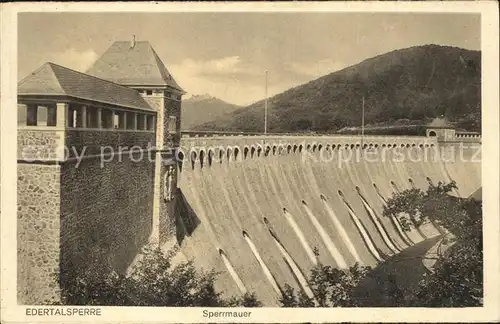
left=175, top=137, right=481, bottom=305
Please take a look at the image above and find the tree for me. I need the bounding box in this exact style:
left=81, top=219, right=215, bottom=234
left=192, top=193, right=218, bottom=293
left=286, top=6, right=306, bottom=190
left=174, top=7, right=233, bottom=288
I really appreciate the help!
left=54, top=244, right=262, bottom=307
left=383, top=181, right=481, bottom=241
left=280, top=249, right=372, bottom=307
left=282, top=181, right=483, bottom=307
left=382, top=181, right=483, bottom=306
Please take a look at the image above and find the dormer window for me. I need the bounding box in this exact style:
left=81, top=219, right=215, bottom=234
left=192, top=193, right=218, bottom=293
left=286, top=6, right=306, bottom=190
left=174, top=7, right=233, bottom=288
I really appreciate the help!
left=146, top=90, right=153, bottom=96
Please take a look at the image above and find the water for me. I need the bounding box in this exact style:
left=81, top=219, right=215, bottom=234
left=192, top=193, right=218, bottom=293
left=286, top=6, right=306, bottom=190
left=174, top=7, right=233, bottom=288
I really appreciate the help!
left=320, top=195, right=362, bottom=263
left=302, top=200, right=348, bottom=269
left=243, top=231, right=283, bottom=298
left=219, top=249, right=247, bottom=294
left=283, top=209, right=318, bottom=265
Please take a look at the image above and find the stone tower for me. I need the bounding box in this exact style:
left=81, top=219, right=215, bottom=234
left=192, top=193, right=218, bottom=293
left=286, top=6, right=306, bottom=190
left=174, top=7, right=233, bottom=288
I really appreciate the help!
left=17, top=62, right=159, bottom=303
left=87, top=37, right=185, bottom=245
left=17, top=38, right=184, bottom=304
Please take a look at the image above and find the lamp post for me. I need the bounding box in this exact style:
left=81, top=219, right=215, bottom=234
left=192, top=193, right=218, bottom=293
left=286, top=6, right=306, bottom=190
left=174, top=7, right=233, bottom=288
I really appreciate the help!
left=264, top=70, right=268, bottom=134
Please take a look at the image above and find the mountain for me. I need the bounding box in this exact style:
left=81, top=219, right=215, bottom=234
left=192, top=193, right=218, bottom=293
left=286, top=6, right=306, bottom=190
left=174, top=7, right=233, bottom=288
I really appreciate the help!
left=195, top=45, right=481, bottom=133
left=181, top=94, right=241, bottom=130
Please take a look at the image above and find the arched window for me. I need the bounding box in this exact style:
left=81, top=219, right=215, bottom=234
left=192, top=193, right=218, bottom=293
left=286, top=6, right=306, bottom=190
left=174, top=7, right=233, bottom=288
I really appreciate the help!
left=208, top=150, right=214, bottom=166
left=234, top=147, right=240, bottom=161
left=199, top=150, right=205, bottom=169
left=190, top=151, right=197, bottom=170
left=177, top=150, right=184, bottom=173
left=428, top=130, right=437, bottom=137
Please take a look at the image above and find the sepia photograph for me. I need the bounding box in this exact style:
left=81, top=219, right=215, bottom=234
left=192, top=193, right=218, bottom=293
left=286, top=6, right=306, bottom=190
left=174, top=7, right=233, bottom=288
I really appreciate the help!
left=1, top=2, right=499, bottom=323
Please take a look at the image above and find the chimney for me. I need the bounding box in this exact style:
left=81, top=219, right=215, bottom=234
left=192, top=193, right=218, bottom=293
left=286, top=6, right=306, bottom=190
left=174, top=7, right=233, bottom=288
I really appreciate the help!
left=130, top=35, right=136, bottom=49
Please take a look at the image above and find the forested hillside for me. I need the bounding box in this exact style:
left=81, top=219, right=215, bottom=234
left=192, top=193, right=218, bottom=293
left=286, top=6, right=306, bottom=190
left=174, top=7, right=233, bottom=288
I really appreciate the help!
left=196, top=45, right=481, bottom=133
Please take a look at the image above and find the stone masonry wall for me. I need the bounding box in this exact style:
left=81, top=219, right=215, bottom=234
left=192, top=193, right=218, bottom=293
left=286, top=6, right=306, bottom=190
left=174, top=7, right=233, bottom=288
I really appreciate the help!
left=164, top=97, right=181, bottom=149
left=159, top=97, right=181, bottom=243
left=65, top=130, right=155, bottom=157
left=158, top=97, right=182, bottom=243
left=18, top=130, right=63, bottom=161
left=143, top=94, right=181, bottom=244
left=158, top=156, right=178, bottom=245
left=59, top=153, right=155, bottom=278
left=18, top=163, right=61, bottom=304
left=143, top=96, right=164, bottom=149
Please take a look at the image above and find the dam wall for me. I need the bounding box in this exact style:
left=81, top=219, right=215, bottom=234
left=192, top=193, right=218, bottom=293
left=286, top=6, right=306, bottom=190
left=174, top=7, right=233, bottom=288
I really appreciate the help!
left=176, top=136, right=481, bottom=306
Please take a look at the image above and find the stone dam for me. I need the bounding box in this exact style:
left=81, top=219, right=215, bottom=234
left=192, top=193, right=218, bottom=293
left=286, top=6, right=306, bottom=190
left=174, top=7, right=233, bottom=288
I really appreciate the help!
left=16, top=125, right=482, bottom=305
left=15, top=39, right=482, bottom=305
left=173, top=134, right=481, bottom=306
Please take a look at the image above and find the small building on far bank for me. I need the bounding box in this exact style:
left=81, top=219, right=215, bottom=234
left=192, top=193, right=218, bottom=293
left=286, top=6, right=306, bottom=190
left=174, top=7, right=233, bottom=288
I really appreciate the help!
left=426, top=117, right=481, bottom=143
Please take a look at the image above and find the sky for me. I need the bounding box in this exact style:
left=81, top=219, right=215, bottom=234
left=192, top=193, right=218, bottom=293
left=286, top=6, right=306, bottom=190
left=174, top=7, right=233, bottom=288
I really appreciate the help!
left=18, top=12, right=480, bottom=106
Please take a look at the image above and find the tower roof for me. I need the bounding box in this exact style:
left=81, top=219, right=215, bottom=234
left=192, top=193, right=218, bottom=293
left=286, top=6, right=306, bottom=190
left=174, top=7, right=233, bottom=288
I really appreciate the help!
left=18, top=62, right=154, bottom=111
left=86, top=41, right=184, bottom=92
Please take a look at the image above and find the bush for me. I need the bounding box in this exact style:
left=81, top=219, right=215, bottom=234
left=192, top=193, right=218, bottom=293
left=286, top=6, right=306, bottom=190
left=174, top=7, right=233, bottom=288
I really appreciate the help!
left=56, top=245, right=262, bottom=307
left=382, top=181, right=483, bottom=306
left=280, top=261, right=372, bottom=307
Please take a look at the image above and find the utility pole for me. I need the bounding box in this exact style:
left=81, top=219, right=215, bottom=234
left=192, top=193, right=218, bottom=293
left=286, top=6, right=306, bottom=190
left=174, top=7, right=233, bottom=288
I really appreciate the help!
left=264, top=70, right=268, bottom=134
left=361, top=96, right=365, bottom=150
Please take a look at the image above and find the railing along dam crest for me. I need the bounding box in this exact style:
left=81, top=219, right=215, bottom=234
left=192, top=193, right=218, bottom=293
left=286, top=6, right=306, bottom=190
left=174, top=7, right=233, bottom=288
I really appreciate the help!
left=178, top=131, right=440, bottom=171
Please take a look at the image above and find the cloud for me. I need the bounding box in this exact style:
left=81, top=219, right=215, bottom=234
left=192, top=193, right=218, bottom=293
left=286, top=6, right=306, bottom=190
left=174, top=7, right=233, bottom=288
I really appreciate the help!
left=50, top=48, right=98, bottom=72
left=169, top=56, right=348, bottom=106
left=169, top=56, right=265, bottom=105
left=174, top=56, right=260, bottom=77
